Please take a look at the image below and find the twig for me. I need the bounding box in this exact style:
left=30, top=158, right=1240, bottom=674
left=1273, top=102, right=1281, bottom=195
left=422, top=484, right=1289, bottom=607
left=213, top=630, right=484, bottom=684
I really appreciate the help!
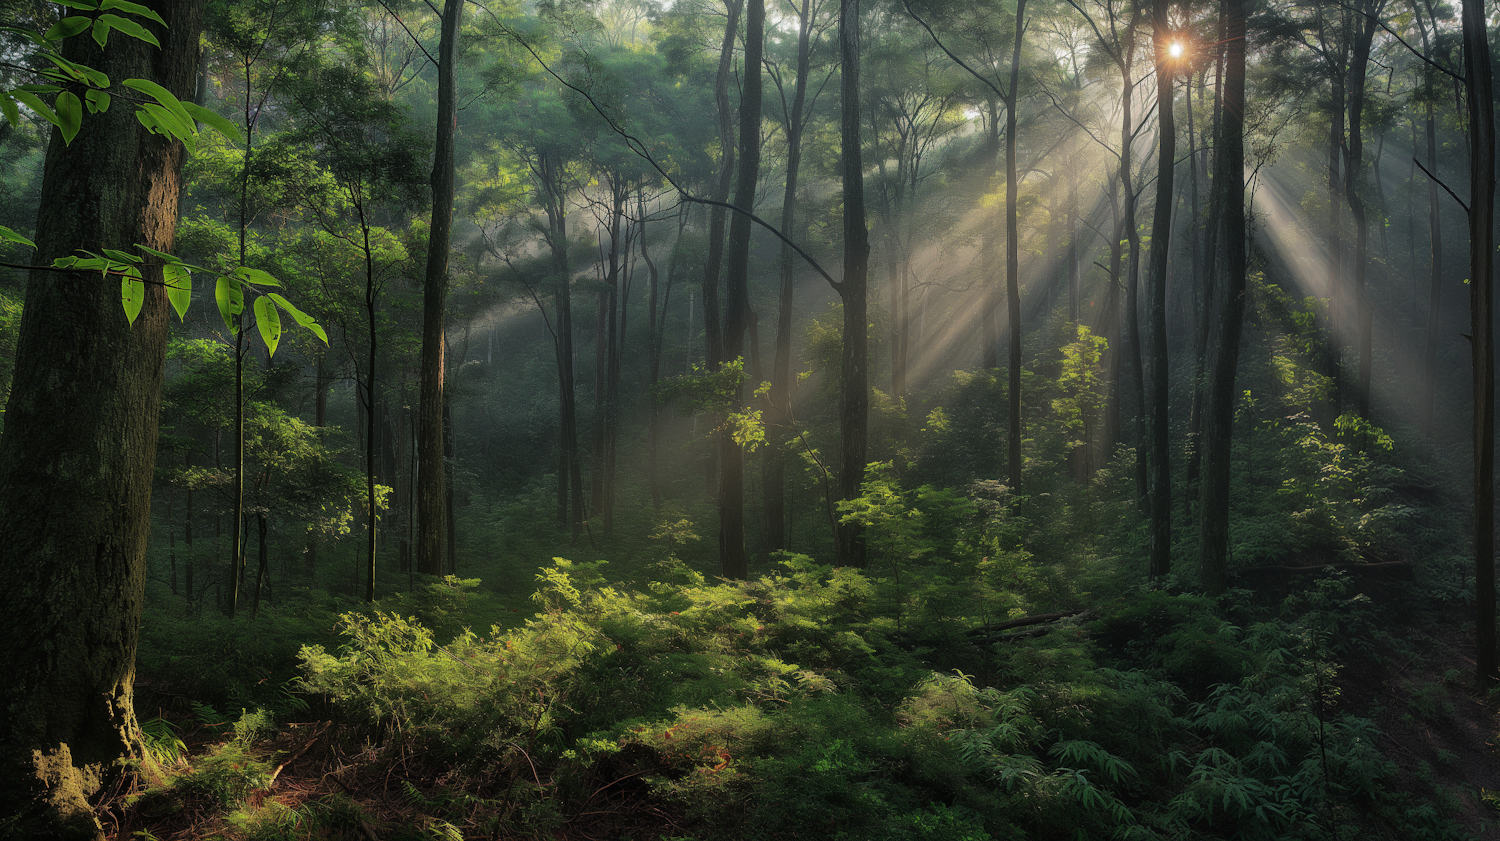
left=266, top=721, right=331, bottom=787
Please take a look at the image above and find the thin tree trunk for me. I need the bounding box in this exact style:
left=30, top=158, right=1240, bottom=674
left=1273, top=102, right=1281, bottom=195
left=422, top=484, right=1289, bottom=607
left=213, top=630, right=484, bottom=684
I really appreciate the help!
left=1147, top=0, right=1176, bottom=579
left=1462, top=0, right=1496, bottom=683
left=417, top=0, right=461, bottom=575
left=1005, top=0, right=1027, bottom=490
left=836, top=0, right=870, bottom=569
left=720, top=0, right=764, bottom=579
left=1198, top=0, right=1246, bottom=596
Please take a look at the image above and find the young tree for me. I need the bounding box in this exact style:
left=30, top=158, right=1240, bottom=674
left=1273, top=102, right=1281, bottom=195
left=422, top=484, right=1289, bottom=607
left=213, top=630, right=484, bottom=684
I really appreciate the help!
left=0, top=2, right=203, bottom=835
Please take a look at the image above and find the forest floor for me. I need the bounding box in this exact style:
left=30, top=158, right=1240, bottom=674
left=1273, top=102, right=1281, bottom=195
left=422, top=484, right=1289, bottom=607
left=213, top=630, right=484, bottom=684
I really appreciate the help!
left=110, top=605, right=1500, bottom=840
left=1339, top=608, right=1500, bottom=840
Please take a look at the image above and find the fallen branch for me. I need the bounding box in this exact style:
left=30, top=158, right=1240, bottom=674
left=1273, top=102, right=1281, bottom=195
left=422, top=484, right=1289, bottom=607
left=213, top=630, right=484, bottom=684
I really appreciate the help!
left=1234, top=560, right=1413, bottom=577
left=266, top=721, right=331, bottom=788
left=967, top=608, right=1097, bottom=644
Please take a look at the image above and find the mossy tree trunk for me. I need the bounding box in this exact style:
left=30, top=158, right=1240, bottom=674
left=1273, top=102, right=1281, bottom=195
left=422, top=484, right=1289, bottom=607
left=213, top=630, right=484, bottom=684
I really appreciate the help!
left=0, top=2, right=202, bottom=837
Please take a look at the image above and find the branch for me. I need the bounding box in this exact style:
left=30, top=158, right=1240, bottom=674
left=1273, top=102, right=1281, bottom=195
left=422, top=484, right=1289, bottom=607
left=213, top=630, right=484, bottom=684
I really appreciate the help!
left=1414, top=156, right=1468, bottom=213
left=478, top=6, right=841, bottom=293
left=899, top=0, right=1010, bottom=105
left=1335, top=0, right=1464, bottom=83
left=371, top=0, right=439, bottom=66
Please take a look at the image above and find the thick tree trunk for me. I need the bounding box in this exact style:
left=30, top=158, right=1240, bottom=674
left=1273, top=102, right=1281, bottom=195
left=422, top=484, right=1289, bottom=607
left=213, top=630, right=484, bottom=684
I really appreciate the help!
left=836, top=0, right=870, bottom=569
left=417, top=0, right=460, bottom=575
left=1198, top=0, right=1246, bottom=596
left=0, top=3, right=201, bottom=836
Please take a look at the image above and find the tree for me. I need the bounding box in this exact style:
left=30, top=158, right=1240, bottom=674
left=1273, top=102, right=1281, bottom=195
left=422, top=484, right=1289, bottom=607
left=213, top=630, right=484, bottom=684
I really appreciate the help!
left=1197, top=0, right=1246, bottom=596
left=417, top=0, right=462, bottom=575
left=836, top=0, right=870, bottom=569
left=0, top=2, right=204, bottom=835
left=718, top=0, right=765, bottom=578
left=762, top=0, right=832, bottom=555
left=1461, top=0, right=1495, bottom=683
left=1145, top=0, right=1175, bottom=579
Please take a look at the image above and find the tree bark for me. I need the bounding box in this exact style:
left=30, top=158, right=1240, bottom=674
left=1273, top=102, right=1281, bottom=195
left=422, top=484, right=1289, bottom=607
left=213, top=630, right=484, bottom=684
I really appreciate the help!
left=1005, top=0, right=1027, bottom=490
left=1462, top=0, right=1496, bottom=683
left=719, top=0, right=764, bottom=579
left=836, top=0, right=870, bottom=569
left=762, top=0, right=815, bottom=554
left=1198, top=0, right=1246, bottom=596
left=0, top=2, right=202, bottom=836
left=1147, top=0, right=1176, bottom=579
left=417, top=0, right=461, bottom=575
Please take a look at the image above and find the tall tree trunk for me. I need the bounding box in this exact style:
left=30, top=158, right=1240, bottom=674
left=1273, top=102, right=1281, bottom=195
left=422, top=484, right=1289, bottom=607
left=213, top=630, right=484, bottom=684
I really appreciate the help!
left=1147, top=0, right=1176, bottom=579
left=1005, top=0, right=1027, bottom=490
left=762, top=0, right=813, bottom=553
left=1198, top=0, right=1246, bottom=596
left=1345, top=4, right=1379, bottom=420
left=720, top=0, right=764, bottom=579
left=836, top=0, right=870, bottom=569
left=417, top=0, right=460, bottom=575
left=1462, top=0, right=1496, bottom=683
left=0, top=3, right=201, bottom=835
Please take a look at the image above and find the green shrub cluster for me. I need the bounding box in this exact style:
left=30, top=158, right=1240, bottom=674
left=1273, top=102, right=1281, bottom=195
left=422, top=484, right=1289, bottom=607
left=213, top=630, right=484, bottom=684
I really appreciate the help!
left=294, top=553, right=1457, bottom=840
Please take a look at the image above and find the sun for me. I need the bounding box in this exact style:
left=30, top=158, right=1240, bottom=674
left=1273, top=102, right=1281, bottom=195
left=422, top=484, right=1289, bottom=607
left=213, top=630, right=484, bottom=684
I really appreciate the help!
left=1168, top=41, right=1184, bottom=59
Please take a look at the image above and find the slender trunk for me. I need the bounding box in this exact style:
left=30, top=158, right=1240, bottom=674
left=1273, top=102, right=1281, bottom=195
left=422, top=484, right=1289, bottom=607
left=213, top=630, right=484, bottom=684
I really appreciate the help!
left=764, top=0, right=813, bottom=553
left=1198, top=0, right=1246, bottom=595
left=836, top=0, right=870, bottom=569
left=1345, top=5, right=1378, bottom=420
left=1147, top=0, right=1176, bottom=579
left=1005, top=0, right=1027, bottom=490
left=720, top=0, right=764, bottom=578
left=417, top=0, right=461, bottom=575
left=1462, top=0, right=1496, bottom=683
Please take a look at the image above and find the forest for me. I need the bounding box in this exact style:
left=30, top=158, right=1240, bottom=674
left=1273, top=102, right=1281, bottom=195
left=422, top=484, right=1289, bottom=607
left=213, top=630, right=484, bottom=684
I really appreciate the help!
left=1, top=0, right=1499, bottom=837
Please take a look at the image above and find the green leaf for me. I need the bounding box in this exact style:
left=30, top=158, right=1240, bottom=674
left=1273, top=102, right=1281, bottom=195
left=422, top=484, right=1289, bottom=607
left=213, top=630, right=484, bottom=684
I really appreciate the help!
left=0, top=93, right=18, bottom=128
left=11, top=89, right=59, bottom=129
left=134, top=243, right=182, bottom=262
left=53, top=1, right=105, bottom=10
left=268, top=293, right=328, bottom=344
left=232, top=266, right=281, bottom=287
left=0, top=225, right=35, bottom=249
left=214, top=275, right=242, bottom=330
left=90, top=17, right=109, bottom=48
left=122, top=78, right=193, bottom=131
left=44, top=16, right=93, bottom=41
left=17, top=84, right=64, bottom=94
left=98, top=13, right=159, bottom=48
left=85, top=88, right=111, bottom=114
left=54, top=91, right=82, bottom=144
left=121, top=271, right=144, bottom=325
left=254, top=295, right=281, bottom=357
left=163, top=263, right=191, bottom=320
left=101, top=0, right=167, bottom=26
left=100, top=248, right=141, bottom=264
left=139, top=101, right=196, bottom=147
left=182, top=102, right=243, bottom=144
